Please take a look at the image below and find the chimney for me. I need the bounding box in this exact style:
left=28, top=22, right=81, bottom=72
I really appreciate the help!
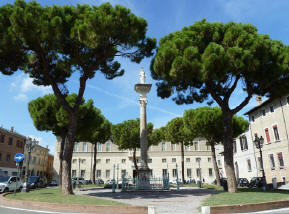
left=10, top=127, right=14, bottom=132
left=256, top=96, right=262, bottom=105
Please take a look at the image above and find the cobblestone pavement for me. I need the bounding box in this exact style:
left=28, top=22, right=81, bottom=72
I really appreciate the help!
left=76, top=187, right=219, bottom=214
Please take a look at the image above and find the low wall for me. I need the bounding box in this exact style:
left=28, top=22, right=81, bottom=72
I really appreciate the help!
left=0, top=193, right=148, bottom=214
left=202, top=199, right=289, bottom=214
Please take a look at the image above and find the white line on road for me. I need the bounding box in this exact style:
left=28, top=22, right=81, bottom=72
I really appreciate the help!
left=0, top=205, right=89, bottom=214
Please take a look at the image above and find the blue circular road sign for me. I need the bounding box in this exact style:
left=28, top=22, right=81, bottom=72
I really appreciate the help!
left=14, top=153, right=24, bottom=162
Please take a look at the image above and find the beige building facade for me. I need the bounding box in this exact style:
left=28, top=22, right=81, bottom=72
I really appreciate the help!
left=243, top=95, right=289, bottom=186
left=53, top=137, right=222, bottom=184
left=22, top=143, right=51, bottom=180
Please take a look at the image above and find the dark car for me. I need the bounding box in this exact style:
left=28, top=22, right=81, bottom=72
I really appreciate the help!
left=249, top=177, right=265, bottom=188
left=27, top=176, right=47, bottom=189
left=48, top=180, right=58, bottom=187
left=238, top=178, right=249, bottom=187
left=95, top=178, right=104, bottom=184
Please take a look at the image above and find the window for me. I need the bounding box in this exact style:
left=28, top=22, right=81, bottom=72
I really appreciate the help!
left=73, top=143, right=78, bottom=152
left=208, top=158, right=211, bottom=163
left=270, top=106, right=274, bottom=112
left=270, top=154, right=275, bottom=169
left=171, top=143, right=176, bottom=151
left=121, top=159, right=126, bottom=164
left=273, top=125, right=280, bottom=141
left=196, top=157, right=201, bottom=163
left=106, top=159, right=110, bottom=164
left=162, top=158, right=166, bottom=163
left=186, top=158, right=190, bottom=163
left=106, top=142, right=111, bottom=152
left=82, top=159, right=86, bottom=164
left=81, top=170, right=85, bottom=178
left=194, top=142, right=199, bottom=151
left=121, top=169, right=126, bottom=177
left=187, top=168, right=191, bottom=177
left=148, top=159, right=152, bottom=163
left=172, top=158, right=176, bottom=163
left=278, top=152, right=284, bottom=167
left=206, top=145, right=210, bottom=151
left=251, top=115, right=255, bottom=122
left=72, top=170, right=76, bottom=177
left=240, top=136, right=248, bottom=151
left=196, top=168, right=201, bottom=177
left=97, top=143, right=102, bottom=152
left=185, top=145, right=190, bottom=151
left=265, top=128, right=271, bottom=143
left=247, top=159, right=252, bottom=171
left=162, top=169, right=167, bottom=177
left=0, top=134, right=4, bottom=143
left=258, top=157, right=263, bottom=170
left=82, top=142, right=87, bottom=152
left=161, top=142, right=166, bottom=151
left=262, top=109, right=266, bottom=116
left=96, top=170, right=101, bottom=177
left=217, top=160, right=221, bottom=166
left=96, top=159, right=101, bottom=164
left=209, top=168, right=213, bottom=176
left=172, top=169, right=177, bottom=177
left=233, top=140, right=237, bottom=153
left=33, top=157, right=36, bottom=164
left=105, top=170, right=110, bottom=178
left=8, top=137, right=12, bottom=145
left=16, top=140, right=20, bottom=147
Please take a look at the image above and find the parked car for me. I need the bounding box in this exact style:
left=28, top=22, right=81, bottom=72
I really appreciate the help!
left=72, top=177, right=85, bottom=185
left=27, top=176, right=47, bottom=189
left=169, top=178, right=182, bottom=185
left=238, top=178, right=249, bottom=187
left=249, top=177, right=265, bottom=188
left=95, top=178, right=104, bottom=184
left=104, top=179, right=116, bottom=188
left=186, top=178, right=196, bottom=184
left=48, top=180, right=58, bottom=187
left=0, top=176, right=23, bottom=193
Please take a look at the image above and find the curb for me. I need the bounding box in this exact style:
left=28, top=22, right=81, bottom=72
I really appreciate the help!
left=0, top=193, right=148, bottom=214
left=201, top=199, right=289, bottom=214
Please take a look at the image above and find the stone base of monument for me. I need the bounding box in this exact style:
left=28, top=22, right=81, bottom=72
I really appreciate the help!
left=137, top=168, right=152, bottom=190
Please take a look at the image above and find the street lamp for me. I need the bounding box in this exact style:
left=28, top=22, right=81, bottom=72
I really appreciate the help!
left=196, top=157, right=202, bottom=188
left=22, top=137, right=37, bottom=192
left=253, top=135, right=267, bottom=190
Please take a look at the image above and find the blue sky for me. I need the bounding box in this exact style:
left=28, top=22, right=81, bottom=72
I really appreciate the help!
left=0, top=0, right=288, bottom=154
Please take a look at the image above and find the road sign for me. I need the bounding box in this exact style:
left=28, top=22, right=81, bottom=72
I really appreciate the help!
left=14, top=153, right=24, bottom=162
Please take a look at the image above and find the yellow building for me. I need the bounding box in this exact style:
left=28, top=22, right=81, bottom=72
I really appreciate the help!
left=23, top=142, right=50, bottom=180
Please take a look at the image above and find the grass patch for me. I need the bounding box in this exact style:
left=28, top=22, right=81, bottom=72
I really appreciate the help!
left=5, top=188, right=127, bottom=206
left=181, top=184, right=223, bottom=191
left=202, top=188, right=289, bottom=206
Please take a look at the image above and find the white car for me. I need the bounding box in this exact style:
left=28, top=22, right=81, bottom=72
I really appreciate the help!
left=0, top=176, right=23, bottom=193
left=71, top=177, right=85, bottom=185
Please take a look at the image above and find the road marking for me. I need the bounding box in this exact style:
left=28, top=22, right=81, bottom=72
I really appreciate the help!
left=0, top=205, right=89, bottom=214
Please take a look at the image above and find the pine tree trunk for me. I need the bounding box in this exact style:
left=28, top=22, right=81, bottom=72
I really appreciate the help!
left=92, top=143, right=97, bottom=184
left=223, top=111, right=237, bottom=192
left=59, top=136, right=65, bottom=187
left=61, top=116, right=77, bottom=195
left=181, top=142, right=185, bottom=184
left=210, top=141, right=221, bottom=186
left=133, top=148, right=139, bottom=174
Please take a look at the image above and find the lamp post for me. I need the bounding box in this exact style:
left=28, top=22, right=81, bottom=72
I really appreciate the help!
left=22, top=137, right=37, bottom=192
left=253, top=135, right=267, bottom=190
left=196, top=157, right=202, bottom=188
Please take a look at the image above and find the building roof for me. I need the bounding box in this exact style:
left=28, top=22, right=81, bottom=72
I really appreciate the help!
left=244, top=98, right=272, bottom=115
left=0, top=127, right=26, bottom=139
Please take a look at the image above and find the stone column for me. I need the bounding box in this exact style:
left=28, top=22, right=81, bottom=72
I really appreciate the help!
left=139, top=99, right=148, bottom=169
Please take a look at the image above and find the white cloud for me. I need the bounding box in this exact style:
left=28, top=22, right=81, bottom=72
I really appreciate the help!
left=13, top=93, right=28, bottom=101
left=10, top=74, right=52, bottom=101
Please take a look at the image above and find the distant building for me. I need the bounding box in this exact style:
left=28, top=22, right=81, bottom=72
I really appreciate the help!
left=47, top=154, right=54, bottom=183
left=53, top=137, right=223, bottom=184
left=244, top=95, right=289, bottom=187
left=0, top=127, right=26, bottom=176
left=22, top=143, right=50, bottom=181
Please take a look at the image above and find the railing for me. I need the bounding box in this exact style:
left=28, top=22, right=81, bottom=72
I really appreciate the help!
left=122, top=175, right=170, bottom=191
